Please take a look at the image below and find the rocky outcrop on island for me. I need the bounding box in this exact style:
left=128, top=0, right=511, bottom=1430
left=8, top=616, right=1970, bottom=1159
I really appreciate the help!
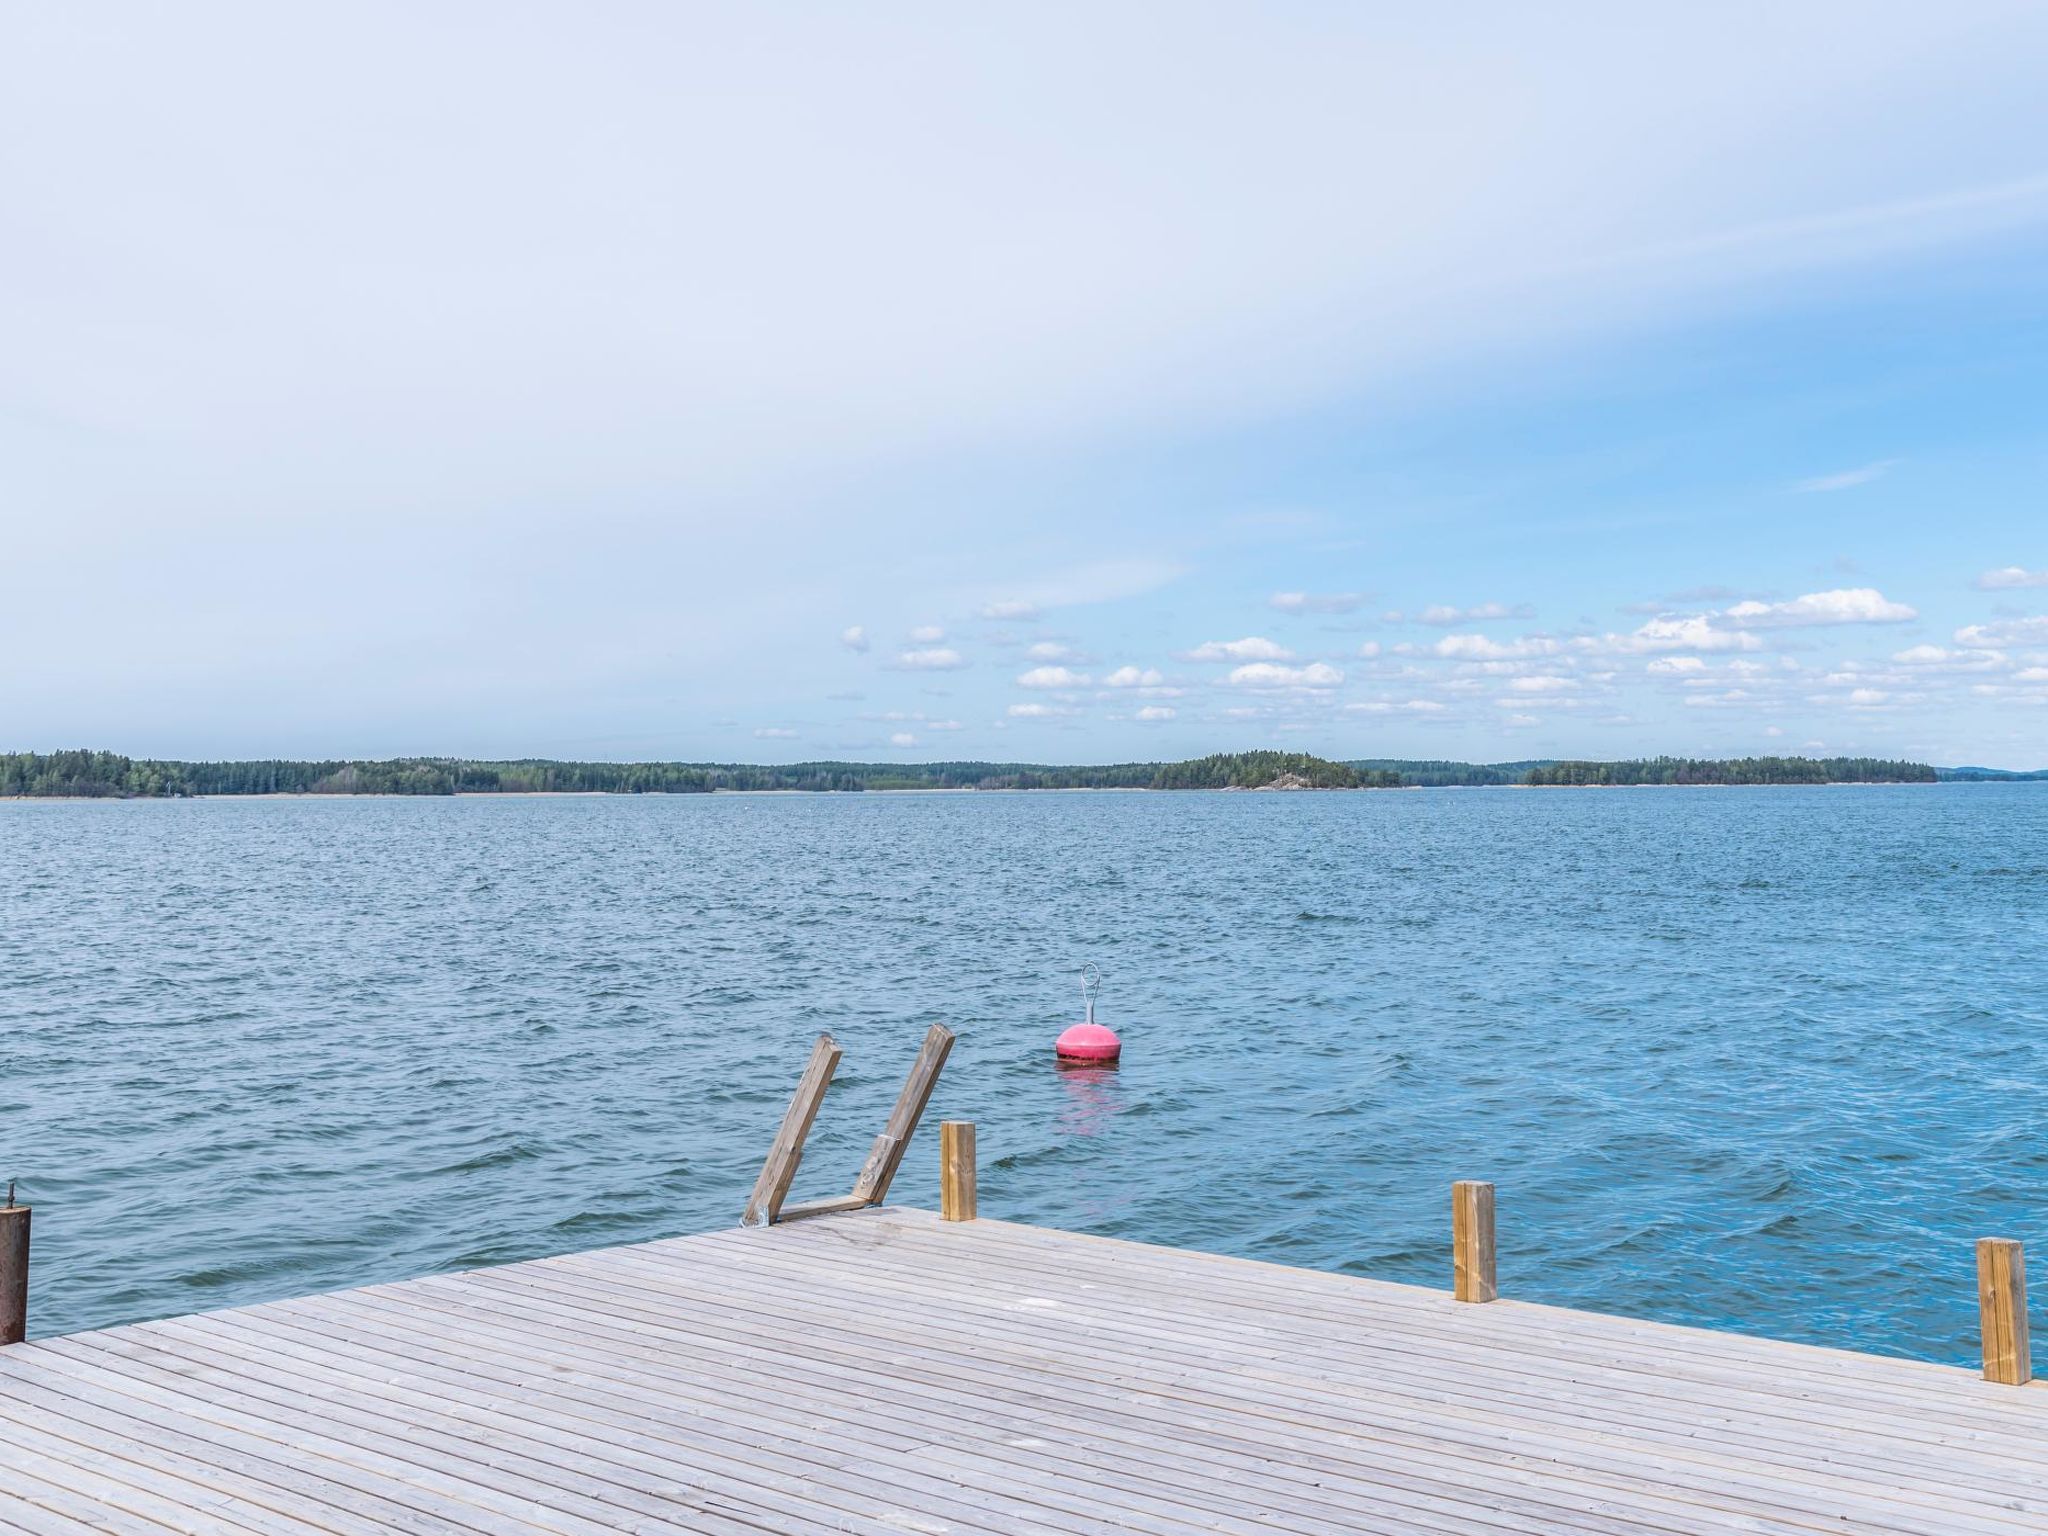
left=1253, top=771, right=1319, bottom=790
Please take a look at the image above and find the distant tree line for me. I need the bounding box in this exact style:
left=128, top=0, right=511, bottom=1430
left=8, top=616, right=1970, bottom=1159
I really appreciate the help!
left=0, top=749, right=1390, bottom=796
left=1523, top=756, right=1937, bottom=786
left=1348, top=759, right=1547, bottom=787
left=0, top=750, right=189, bottom=798
left=1150, top=752, right=1392, bottom=789
left=0, top=748, right=1961, bottom=798
left=1936, top=765, right=2048, bottom=782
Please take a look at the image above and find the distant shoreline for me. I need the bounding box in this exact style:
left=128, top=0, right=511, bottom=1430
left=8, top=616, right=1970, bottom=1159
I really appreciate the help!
left=7, top=779, right=2016, bottom=806
left=8, top=748, right=2036, bottom=799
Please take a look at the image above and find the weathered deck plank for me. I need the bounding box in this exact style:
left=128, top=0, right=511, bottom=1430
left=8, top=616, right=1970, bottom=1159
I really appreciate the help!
left=1, top=1207, right=2040, bottom=1534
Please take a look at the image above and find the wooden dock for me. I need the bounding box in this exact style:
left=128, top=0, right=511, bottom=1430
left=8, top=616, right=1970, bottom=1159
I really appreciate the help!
left=2, top=1036, right=2040, bottom=1534
left=2, top=1202, right=2044, bottom=1535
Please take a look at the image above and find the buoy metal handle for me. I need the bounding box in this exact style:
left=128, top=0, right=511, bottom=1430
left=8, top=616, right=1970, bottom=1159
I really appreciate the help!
left=1079, top=963, right=1101, bottom=1024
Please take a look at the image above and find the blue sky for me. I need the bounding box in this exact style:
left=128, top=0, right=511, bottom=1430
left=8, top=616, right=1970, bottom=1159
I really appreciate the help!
left=6, top=4, right=2048, bottom=766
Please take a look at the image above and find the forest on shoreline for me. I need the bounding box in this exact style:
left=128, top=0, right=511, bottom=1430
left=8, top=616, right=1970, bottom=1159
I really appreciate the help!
left=0, top=748, right=1979, bottom=798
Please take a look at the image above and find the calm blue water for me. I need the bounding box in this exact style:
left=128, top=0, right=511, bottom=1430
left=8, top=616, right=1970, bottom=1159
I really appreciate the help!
left=2, top=787, right=2043, bottom=1362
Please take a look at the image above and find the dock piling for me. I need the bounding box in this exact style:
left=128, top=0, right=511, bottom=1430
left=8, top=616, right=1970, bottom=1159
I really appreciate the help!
left=940, top=1121, right=977, bottom=1221
left=1453, top=1180, right=1497, bottom=1303
left=1978, top=1237, right=2032, bottom=1385
left=0, top=1189, right=27, bottom=1345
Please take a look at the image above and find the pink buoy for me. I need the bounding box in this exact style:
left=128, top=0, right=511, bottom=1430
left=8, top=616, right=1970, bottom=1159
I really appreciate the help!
left=1055, top=964, right=1122, bottom=1063
left=1055, top=1021, right=1122, bottom=1062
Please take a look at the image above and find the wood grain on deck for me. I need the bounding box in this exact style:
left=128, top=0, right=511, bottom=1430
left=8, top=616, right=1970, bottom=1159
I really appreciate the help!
left=1, top=1206, right=2042, bottom=1534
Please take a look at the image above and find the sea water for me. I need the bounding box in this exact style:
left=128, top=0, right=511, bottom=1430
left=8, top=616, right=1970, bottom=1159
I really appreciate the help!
left=2, top=786, right=2043, bottom=1359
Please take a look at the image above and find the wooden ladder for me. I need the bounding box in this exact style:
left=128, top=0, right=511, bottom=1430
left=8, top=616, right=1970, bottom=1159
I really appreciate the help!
left=740, top=1023, right=955, bottom=1226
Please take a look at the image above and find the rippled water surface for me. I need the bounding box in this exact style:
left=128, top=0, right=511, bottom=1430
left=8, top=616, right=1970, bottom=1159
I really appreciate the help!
left=4, top=787, right=2044, bottom=1359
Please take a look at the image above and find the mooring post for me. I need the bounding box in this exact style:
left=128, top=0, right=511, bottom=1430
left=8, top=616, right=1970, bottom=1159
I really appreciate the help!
left=1978, top=1237, right=2032, bottom=1386
left=0, top=1184, right=28, bottom=1345
left=941, top=1121, right=977, bottom=1222
left=1453, top=1180, right=1497, bottom=1304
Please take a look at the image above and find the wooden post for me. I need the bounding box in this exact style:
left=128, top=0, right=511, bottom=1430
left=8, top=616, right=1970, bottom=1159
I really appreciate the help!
left=940, top=1121, right=977, bottom=1222
left=741, top=1034, right=842, bottom=1227
left=1452, top=1180, right=1496, bottom=1304
left=0, top=1191, right=27, bottom=1346
left=850, top=1023, right=956, bottom=1205
left=1978, top=1237, right=2032, bottom=1386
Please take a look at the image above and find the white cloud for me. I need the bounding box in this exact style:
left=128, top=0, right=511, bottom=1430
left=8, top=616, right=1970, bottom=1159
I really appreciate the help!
left=753, top=727, right=798, bottom=739
left=840, top=625, right=870, bottom=652
left=1026, top=641, right=1086, bottom=662
left=979, top=600, right=1041, bottom=620
left=1508, top=675, right=1578, bottom=693
left=1356, top=641, right=1381, bottom=659
left=1418, top=602, right=1526, bottom=625
left=908, top=624, right=946, bottom=643
left=1718, top=587, right=1916, bottom=627
left=1135, top=705, right=1176, bottom=722
left=1846, top=688, right=1889, bottom=706
left=1956, top=616, right=2048, bottom=647
left=891, top=646, right=966, bottom=670
left=1794, top=460, right=1899, bottom=493
left=1016, top=665, right=1091, bottom=689
left=1432, top=634, right=1564, bottom=660
left=2016, top=667, right=2048, bottom=683
left=1186, top=636, right=1293, bottom=662
left=889, top=731, right=917, bottom=746
left=1892, top=644, right=2009, bottom=671
left=1226, top=661, right=1344, bottom=688
left=1646, top=656, right=1707, bottom=674
left=1607, top=616, right=1763, bottom=653
left=1006, top=702, right=1071, bottom=718
left=1976, top=566, right=2048, bottom=590
left=1583, top=592, right=1912, bottom=661
left=1104, top=665, right=1166, bottom=688
left=1268, top=591, right=1365, bottom=615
